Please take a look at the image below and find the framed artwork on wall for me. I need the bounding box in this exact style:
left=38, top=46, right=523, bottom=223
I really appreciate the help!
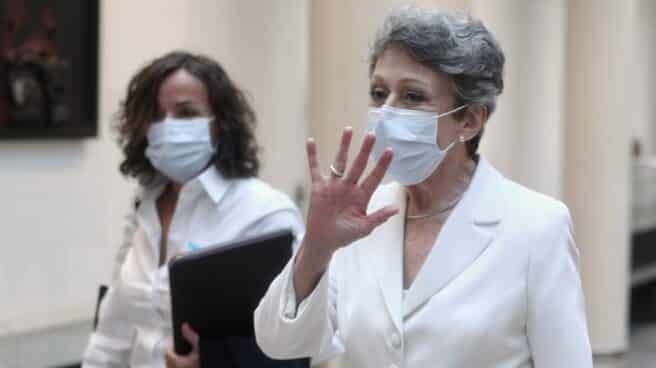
left=0, top=0, right=99, bottom=139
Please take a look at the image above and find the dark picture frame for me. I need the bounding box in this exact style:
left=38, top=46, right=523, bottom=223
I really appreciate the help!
left=0, top=0, right=99, bottom=139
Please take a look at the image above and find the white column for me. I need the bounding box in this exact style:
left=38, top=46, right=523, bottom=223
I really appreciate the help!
left=564, top=0, right=632, bottom=354
left=631, top=0, right=656, bottom=156
left=416, top=0, right=471, bottom=9
left=471, top=0, right=567, bottom=198
left=310, top=0, right=398, bottom=170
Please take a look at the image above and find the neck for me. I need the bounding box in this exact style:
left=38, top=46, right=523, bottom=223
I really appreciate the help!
left=165, top=181, right=183, bottom=198
left=405, top=149, right=476, bottom=217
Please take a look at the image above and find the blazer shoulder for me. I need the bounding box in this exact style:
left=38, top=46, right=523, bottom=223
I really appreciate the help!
left=502, top=179, right=571, bottom=238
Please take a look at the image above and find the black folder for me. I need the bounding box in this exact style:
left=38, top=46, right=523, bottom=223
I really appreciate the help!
left=169, top=229, right=295, bottom=355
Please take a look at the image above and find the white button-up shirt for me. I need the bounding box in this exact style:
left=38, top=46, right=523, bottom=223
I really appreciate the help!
left=82, top=167, right=304, bottom=368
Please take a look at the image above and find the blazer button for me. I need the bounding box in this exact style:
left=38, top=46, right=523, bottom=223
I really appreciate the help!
left=390, top=332, right=401, bottom=349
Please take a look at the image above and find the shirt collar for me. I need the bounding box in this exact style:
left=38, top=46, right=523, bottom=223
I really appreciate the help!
left=196, top=165, right=231, bottom=204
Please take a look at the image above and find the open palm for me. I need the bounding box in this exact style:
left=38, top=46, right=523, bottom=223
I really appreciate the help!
left=303, top=128, right=398, bottom=254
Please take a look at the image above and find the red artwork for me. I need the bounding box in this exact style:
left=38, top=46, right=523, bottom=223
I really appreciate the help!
left=0, top=0, right=98, bottom=138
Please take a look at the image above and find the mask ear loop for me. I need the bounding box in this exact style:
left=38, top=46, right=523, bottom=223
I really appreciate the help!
left=434, top=104, right=470, bottom=153
left=437, top=104, right=469, bottom=151
left=436, top=104, right=468, bottom=119
left=440, top=138, right=459, bottom=153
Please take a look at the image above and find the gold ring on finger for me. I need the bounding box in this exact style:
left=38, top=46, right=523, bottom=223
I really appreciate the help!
left=330, top=164, right=345, bottom=177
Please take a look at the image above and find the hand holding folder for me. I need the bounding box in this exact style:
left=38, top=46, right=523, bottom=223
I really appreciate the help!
left=169, top=229, right=295, bottom=355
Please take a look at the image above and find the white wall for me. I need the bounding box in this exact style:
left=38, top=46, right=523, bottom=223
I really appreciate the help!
left=0, top=0, right=308, bottom=339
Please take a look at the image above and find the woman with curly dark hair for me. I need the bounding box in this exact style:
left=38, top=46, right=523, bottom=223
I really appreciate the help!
left=82, top=51, right=305, bottom=368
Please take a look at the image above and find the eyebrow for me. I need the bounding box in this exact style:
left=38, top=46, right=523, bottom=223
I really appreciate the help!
left=398, top=77, right=431, bottom=88
left=174, top=100, right=196, bottom=107
left=370, top=74, right=431, bottom=88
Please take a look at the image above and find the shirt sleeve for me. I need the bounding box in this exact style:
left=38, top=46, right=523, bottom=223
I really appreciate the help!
left=527, top=205, right=593, bottom=367
left=81, top=285, right=134, bottom=368
left=111, top=189, right=142, bottom=283
left=83, top=191, right=143, bottom=367
left=111, top=213, right=138, bottom=283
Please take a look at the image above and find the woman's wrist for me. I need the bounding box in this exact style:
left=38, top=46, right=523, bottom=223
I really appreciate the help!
left=298, top=237, right=334, bottom=267
left=292, top=239, right=334, bottom=303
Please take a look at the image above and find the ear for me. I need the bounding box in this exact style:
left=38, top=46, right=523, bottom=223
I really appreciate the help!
left=460, top=104, right=487, bottom=142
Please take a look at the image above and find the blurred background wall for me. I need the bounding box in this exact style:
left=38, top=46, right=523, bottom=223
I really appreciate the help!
left=1, top=0, right=655, bottom=366
left=0, top=1, right=309, bottom=365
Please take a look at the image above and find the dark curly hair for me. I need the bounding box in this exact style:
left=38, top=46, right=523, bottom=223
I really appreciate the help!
left=116, top=51, right=259, bottom=184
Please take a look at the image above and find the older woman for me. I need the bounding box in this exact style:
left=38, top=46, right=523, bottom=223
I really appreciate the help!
left=82, top=52, right=305, bottom=368
left=254, top=7, right=593, bottom=368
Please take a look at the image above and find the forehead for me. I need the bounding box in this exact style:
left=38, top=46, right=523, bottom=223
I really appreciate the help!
left=372, top=46, right=453, bottom=96
left=157, top=68, right=209, bottom=108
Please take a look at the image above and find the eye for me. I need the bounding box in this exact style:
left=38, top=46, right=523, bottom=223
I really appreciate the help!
left=404, top=90, right=426, bottom=104
left=174, top=105, right=200, bottom=119
left=369, top=86, right=388, bottom=105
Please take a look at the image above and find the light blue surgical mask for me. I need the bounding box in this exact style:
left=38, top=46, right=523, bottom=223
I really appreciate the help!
left=367, top=104, right=467, bottom=186
left=145, top=116, right=216, bottom=183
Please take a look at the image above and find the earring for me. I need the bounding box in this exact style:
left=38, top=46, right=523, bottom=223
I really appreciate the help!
left=459, top=135, right=466, bottom=143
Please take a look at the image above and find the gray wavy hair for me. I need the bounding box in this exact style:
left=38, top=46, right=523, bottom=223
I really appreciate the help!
left=370, top=6, right=505, bottom=157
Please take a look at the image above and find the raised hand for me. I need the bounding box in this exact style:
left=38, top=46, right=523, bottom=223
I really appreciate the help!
left=304, top=127, right=398, bottom=252
left=294, top=127, right=398, bottom=301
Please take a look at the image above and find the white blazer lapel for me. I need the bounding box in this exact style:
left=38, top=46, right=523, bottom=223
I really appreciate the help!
left=403, top=158, right=506, bottom=318
left=357, top=183, right=407, bottom=331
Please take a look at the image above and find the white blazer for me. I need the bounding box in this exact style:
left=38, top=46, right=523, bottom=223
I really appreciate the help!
left=254, top=158, right=593, bottom=368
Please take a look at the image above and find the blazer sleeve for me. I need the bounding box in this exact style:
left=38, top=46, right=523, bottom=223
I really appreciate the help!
left=254, top=253, right=344, bottom=365
left=526, top=205, right=593, bottom=367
